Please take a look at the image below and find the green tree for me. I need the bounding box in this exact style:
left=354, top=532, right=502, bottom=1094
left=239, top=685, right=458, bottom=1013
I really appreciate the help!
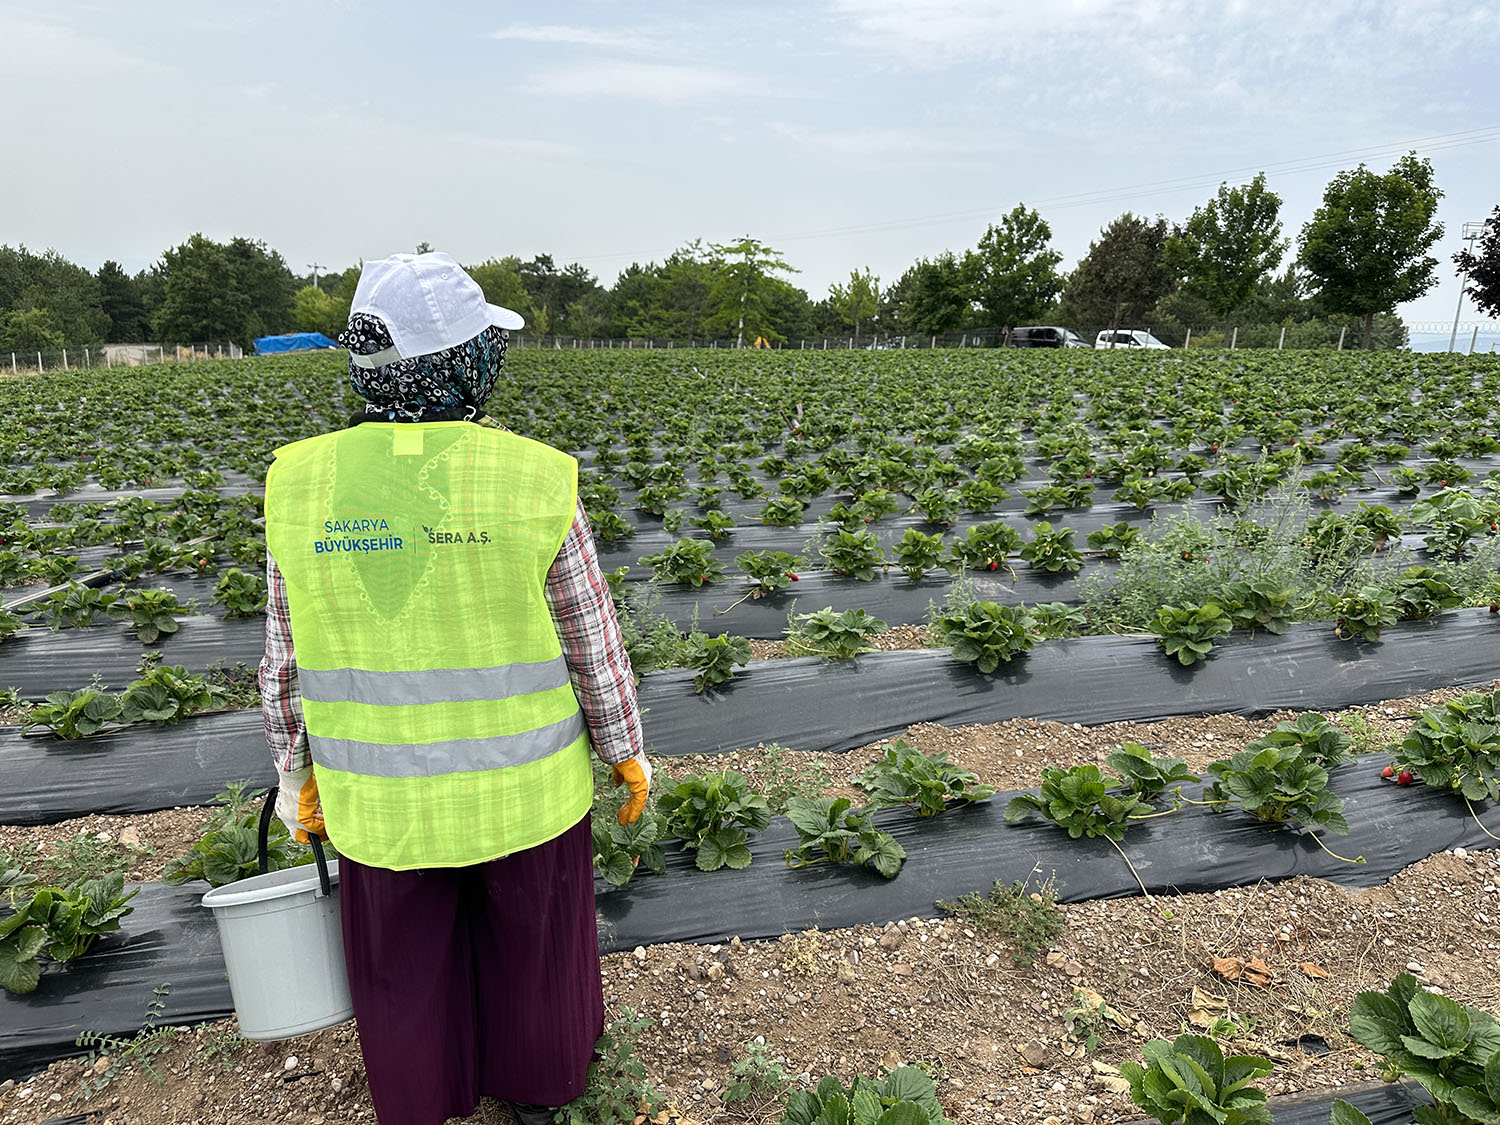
left=706, top=236, right=799, bottom=347
left=1164, top=173, right=1286, bottom=340
left=892, top=252, right=969, bottom=336
left=0, top=307, right=65, bottom=352
left=1059, top=213, right=1174, bottom=334
left=962, top=204, right=1064, bottom=331
left=827, top=267, right=880, bottom=344
left=1298, top=152, right=1443, bottom=350
left=466, top=257, right=531, bottom=317
left=1455, top=204, right=1500, bottom=319
left=291, top=285, right=343, bottom=337
left=97, top=260, right=150, bottom=342
left=151, top=234, right=295, bottom=347
left=0, top=245, right=109, bottom=344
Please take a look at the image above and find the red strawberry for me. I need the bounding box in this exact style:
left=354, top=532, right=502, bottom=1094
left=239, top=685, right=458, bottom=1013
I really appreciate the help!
left=789, top=573, right=799, bottom=581
left=1380, top=765, right=1395, bottom=779
left=1397, top=770, right=1414, bottom=786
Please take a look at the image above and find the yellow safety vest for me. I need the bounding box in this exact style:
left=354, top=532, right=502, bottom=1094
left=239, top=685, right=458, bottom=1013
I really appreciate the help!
left=263, top=421, right=591, bottom=870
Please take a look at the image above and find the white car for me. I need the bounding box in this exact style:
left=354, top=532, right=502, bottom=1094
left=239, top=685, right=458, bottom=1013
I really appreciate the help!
left=1095, top=329, right=1171, bottom=350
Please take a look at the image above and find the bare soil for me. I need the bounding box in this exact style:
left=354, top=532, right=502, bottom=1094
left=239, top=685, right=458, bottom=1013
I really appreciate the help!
left=2, top=671, right=1499, bottom=1125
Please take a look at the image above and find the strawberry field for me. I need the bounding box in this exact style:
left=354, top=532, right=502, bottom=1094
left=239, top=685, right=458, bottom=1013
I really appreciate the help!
left=3, top=347, right=1500, bottom=1125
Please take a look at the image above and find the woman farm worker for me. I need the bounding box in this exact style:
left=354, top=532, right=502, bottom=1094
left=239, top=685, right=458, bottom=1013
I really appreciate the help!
left=259, top=251, right=650, bottom=1125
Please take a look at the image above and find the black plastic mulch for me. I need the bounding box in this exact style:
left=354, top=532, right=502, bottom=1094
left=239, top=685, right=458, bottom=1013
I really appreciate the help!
left=0, top=613, right=266, bottom=699
left=0, top=711, right=274, bottom=826
left=635, top=610, right=1500, bottom=757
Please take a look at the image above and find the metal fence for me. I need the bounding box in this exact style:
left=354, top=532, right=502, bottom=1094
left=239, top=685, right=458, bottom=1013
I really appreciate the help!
left=1, top=342, right=244, bottom=377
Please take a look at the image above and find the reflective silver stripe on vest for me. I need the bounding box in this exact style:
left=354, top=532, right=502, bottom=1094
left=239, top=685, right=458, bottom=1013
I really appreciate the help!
left=298, top=656, right=571, bottom=706
left=309, top=711, right=586, bottom=778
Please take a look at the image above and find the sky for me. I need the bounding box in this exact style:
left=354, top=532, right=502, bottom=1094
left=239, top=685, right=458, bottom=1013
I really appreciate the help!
left=2, top=0, right=1498, bottom=344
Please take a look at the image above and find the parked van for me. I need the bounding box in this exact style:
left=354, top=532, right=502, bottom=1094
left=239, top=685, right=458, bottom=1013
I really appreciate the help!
left=1008, top=326, right=1090, bottom=348
left=1095, top=330, right=1171, bottom=350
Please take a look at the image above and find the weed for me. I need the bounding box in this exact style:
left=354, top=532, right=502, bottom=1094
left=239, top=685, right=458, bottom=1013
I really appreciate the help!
left=779, top=930, right=820, bottom=978
left=722, top=1038, right=791, bottom=1116
left=35, top=831, right=138, bottom=887
left=554, top=1008, right=665, bottom=1124
left=193, top=1023, right=249, bottom=1070
left=751, top=744, right=833, bottom=815
left=75, top=983, right=179, bottom=1099
left=938, top=875, right=1065, bottom=968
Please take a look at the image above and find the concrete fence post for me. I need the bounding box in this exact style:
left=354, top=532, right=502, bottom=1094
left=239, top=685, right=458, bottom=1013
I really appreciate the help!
left=1230, top=327, right=1238, bottom=351
left=1278, top=326, right=1286, bottom=350
left=1337, top=327, right=1346, bottom=351
left=1184, top=328, right=1192, bottom=349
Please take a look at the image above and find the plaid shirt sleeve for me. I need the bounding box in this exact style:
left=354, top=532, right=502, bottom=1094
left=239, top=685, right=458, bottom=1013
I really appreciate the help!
left=259, top=551, right=308, bottom=774
left=260, top=505, right=643, bottom=772
left=546, top=501, right=644, bottom=766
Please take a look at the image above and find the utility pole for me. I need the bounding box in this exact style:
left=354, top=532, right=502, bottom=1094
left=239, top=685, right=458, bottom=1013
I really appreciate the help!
left=309, top=261, right=323, bottom=289
left=1450, top=222, right=1484, bottom=352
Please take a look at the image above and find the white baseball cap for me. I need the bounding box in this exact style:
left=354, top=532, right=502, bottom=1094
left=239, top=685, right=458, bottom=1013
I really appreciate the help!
left=346, top=252, right=525, bottom=369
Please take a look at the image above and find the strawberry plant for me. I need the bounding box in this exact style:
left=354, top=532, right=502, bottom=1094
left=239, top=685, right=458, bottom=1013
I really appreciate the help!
left=855, top=740, right=996, bottom=816
left=212, top=568, right=267, bottom=617
left=591, top=812, right=667, bottom=887
left=1030, top=601, right=1087, bottom=638
left=24, top=688, right=123, bottom=739
left=949, top=521, right=1023, bottom=571
left=640, top=538, right=725, bottom=587
left=1388, top=564, right=1462, bottom=620
left=911, top=487, right=962, bottom=527
left=1020, top=521, right=1083, bottom=573
left=689, top=509, right=737, bottom=540
left=635, top=482, right=685, bottom=516
left=819, top=527, right=884, bottom=580
left=934, top=600, right=1038, bottom=673
left=787, top=607, right=887, bottom=659
left=853, top=488, right=900, bottom=522
left=1396, top=690, right=1500, bottom=804
left=1202, top=745, right=1357, bottom=859
left=1346, top=972, right=1500, bottom=1125
left=1331, top=586, right=1398, bottom=642
left=1248, top=713, right=1352, bottom=769
left=107, top=586, right=190, bottom=644
left=891, top=529, right=947, bottom=580
left=38, top=583, right=118, bottom=630
left=734, top=550, right=804, bottom=596
left=957, top=478, right=1011, bottom=513
left=1119, top=1034, right=1273, bottom=1125
left=589, top=510, right=633, bottom=543
left=780, top=1067, right=952, bottom=1125
left=1150, top=603, right=1232, bottom=666
left=120, top=665, right=226, bottom=723
left=657, top=769, right=770, bottom=870
left=1220, top=578, right=1294, bottom=636
left=0, top=608, right=22, bottom=645
left=163, top=804, right=314, bottom=889
left=1105, top=743, right=1200, bottom=800
left=1086, top=522, right=1141, bottom=558
left=760, top=495, right=805, bottom=526
left=1350, top=502, right=1402, bottom=549
left=1022, top=483, right=1073, bottom=516
left=782, top=797, right=905, bottom=879
left=684, top=632, right=752, bottom=693
left=1004, top=764, right=1153, bottom=842
left=0, top=873, right=139, bottom=994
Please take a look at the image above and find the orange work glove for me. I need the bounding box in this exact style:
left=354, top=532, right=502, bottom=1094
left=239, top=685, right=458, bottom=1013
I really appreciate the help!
left=276, top=764, right=327, bottom=843
left=611, top=754, right=653, bottom=826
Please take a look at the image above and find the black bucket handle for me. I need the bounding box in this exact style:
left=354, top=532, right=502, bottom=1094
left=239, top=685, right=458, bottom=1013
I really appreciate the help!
left=259, top=786, right=332, bottom=897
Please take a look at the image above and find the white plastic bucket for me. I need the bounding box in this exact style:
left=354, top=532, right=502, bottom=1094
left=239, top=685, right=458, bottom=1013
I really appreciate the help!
left=201, top=857, right=353, bottom=1040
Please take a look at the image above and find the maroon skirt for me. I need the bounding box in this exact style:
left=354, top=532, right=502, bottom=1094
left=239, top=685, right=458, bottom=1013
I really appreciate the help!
left=338, top=815, right=603, bottom=1125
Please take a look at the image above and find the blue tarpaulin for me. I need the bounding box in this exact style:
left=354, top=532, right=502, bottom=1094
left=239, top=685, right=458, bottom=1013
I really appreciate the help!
left=252, top=332, right=338, bottom=354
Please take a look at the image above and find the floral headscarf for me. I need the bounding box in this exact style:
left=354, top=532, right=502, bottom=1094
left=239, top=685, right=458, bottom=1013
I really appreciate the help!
left=338, top=312, right=508, bottom=422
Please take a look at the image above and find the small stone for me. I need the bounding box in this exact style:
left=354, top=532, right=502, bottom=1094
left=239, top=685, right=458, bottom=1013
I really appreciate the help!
left=985, top=953, right=1000, bottom=969
left=1064, top=960, right=1083, bottom=977
left=1407, top=960, right=1425, bottom=973
left=330, top=1077, right=343, bottom=1094
left=891, top=963, right=912, bottom=976
left=1454, top=847, right=1469, bottom=859
left=837, top=962, right=857, bottom=984
left=706, top=963, right=725, bottom=982
left=95, top=831, right=113, bottom=842
left=92, top=1055, right=112, bottom=1075
left=1018, top=1042, right=1048, bottom=1067
left=0, top=1078, right=13, bottom=1096
left=633, top=946, right=647, bottom=960
left=878, top=930, right=904, bottom=949
left=284, top=1055, right=298, bottom=1071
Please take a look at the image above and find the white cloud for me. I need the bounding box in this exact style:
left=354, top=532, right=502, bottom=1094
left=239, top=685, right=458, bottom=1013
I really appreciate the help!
left=522, top=60, right=755, bottom=105
left=489, top=23, right=659, bottom=52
